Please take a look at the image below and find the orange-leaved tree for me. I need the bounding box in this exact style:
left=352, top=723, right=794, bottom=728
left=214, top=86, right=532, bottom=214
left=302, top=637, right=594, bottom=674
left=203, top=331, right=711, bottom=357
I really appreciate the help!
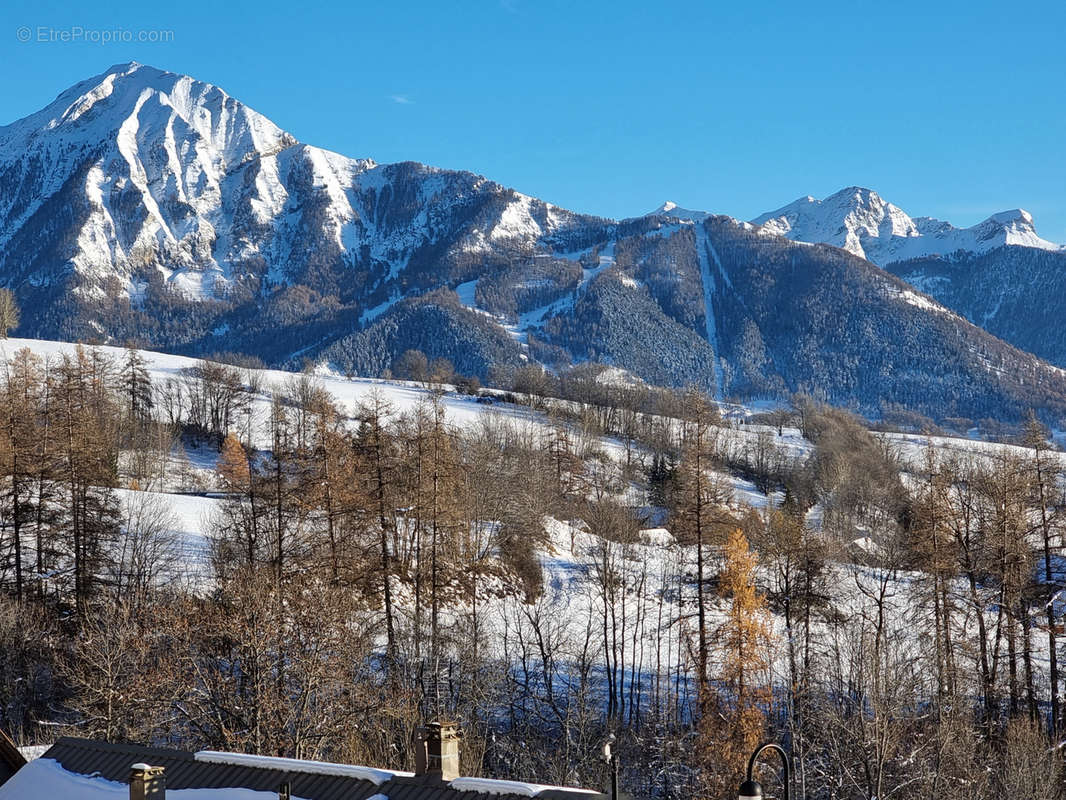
left=218, top=432, right=250, bottom=489
left=700, top=528, right=774, bottom=798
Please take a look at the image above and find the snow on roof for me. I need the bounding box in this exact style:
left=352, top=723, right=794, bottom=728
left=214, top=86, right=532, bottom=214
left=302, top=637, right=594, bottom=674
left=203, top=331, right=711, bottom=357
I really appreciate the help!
left=449, top=777, right=601, bottom=797
left=21, top=738, right=606, bottom=800
left=0, top=757, right=305, bottom=799
left=194, top=750, right=411, bottom=786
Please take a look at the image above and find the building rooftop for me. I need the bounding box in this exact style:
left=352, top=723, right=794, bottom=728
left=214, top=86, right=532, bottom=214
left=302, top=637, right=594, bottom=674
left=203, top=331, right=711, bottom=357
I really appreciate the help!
left=0, top=737, right=607, bottom=800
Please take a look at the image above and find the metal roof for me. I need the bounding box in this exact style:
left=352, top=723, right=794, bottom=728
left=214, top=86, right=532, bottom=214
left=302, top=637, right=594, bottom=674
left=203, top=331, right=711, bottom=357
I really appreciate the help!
left=41, top=738, right=608, bottom=800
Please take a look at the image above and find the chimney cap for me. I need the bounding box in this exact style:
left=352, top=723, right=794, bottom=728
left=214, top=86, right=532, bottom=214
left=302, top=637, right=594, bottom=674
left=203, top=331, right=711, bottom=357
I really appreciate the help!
left=130, top=763, right=164, bottom=773
left=423, top=720, right=462, bottom=739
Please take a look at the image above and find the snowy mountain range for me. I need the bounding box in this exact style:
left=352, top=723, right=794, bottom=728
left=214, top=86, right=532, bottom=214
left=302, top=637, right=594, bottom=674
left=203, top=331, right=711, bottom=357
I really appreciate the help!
left=751, top=186, right=1063, bottom=265
left=738, top=188, right=1066, bottom=367
left=3, top=62, right=1066, bottom=423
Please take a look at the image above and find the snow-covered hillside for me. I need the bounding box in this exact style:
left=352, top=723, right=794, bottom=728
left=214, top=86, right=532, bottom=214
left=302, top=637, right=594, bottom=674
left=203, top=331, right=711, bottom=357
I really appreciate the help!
left=5, top=335, right=1066, bottom=800
left=4, top=334, right=1054, bottom=591
left=0, top=337, right=799, bottom=578
left=752, top=186, right=1063, bottom=265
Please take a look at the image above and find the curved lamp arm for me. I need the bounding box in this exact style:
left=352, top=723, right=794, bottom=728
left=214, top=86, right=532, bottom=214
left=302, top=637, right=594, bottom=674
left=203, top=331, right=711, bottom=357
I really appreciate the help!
left=738, top=742, right=791, bottom=800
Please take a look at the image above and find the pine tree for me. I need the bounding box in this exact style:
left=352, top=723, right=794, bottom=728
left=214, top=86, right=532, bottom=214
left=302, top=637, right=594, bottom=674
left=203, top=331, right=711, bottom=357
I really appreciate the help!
left=354, top=393, right=399, bottom=669
left=304, top=394, right=350, bottom=585
left=121, top=347, right=154, bottom=424
left=0, top=350, right=44, bottom=601
left=907, top=449, right=960, bottom=705
left=55, top=347, right=121, bottom=614
left=1023, top=413, right=1063, bottom=736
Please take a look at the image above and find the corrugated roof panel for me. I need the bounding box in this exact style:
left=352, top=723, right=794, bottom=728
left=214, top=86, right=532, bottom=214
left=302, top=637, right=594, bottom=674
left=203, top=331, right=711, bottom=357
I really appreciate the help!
left=41, top=738, right=608, bottom=800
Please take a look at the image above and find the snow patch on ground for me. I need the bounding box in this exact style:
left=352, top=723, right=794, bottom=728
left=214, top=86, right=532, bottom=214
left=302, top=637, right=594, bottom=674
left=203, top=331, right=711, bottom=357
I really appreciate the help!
left=895, top=288, right=954, bottom=316
left=360, top=297, right=398, bottom=325
left=695, top=227, right=726, bottom=400
left=640, top=528, right=674, bottom=546
left=490, top=194, right=543, bottom=242
left=454, top=279, right=478, bottom=308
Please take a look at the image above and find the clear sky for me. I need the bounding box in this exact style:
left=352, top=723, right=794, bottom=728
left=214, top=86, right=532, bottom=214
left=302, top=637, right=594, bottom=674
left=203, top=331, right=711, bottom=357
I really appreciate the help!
left=2, top=0, right=1064, bottom=240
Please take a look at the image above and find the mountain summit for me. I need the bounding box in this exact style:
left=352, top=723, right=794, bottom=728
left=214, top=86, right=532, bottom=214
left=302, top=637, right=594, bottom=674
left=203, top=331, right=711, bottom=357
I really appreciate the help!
left=0, top=62, right=593, bottom=342
left=753, top=186, right=1062, bottom=264
left=0, top=61, right=366, bottom=302
left=647, top=201, right=710, bottom=222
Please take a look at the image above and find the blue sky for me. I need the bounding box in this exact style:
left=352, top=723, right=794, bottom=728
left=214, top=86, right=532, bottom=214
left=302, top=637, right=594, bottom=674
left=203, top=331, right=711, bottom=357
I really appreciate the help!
left=3, top=0, right=1065, bottom=240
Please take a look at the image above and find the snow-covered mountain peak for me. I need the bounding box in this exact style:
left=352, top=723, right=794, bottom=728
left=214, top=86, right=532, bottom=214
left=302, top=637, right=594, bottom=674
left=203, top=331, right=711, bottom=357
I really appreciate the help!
left=0, top=62, right=594, bottom=316
left=1, top=61, right=294, bottom=160
left=754, top=188, right=1062, bottom=264
left=0, top=62, right=400, bottom=303
left=753, top=187, right=920, bottom=261
left=987, top=208, right=1032, bottom=225
left=647, top=200, right=710, bottom=222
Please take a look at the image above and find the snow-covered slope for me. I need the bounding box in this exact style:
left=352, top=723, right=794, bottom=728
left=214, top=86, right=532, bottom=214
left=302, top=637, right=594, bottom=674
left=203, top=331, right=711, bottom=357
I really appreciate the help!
left=0, top=335, right=803, bottom=584
left=4, top=335, right=1063, bottom=707
left=753, top=186, right=1063, bottom=265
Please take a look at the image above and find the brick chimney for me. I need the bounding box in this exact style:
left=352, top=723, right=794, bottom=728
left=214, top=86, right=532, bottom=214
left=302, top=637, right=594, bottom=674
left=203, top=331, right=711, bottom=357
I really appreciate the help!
left=129, top=763, right=165, bottom=800
left=415, top=720, right=462, bottom=781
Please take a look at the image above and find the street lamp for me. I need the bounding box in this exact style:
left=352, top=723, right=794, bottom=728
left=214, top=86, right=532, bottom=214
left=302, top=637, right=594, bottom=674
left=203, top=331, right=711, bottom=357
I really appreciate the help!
left=737, top=742, right=791, bottom=800
left=601, top=733, right=618, bottom=800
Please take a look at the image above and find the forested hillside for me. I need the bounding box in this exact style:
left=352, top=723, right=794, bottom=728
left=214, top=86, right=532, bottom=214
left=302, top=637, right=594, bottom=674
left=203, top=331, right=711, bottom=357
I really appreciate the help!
left=0, top=339, right=1064, bottom=799
left=887, top=245, right=1066, bottom=366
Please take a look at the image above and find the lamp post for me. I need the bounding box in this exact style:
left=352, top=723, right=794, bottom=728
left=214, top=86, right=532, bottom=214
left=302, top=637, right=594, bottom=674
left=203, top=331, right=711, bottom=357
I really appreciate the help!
left=737, top=742, right=791, bottom=800
left=601, top=734, right=618, bottom=800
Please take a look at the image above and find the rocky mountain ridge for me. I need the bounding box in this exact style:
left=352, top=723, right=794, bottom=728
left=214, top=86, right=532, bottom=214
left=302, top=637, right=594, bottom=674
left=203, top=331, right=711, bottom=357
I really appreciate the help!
left=751, top=186, right=1062, bottom=265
